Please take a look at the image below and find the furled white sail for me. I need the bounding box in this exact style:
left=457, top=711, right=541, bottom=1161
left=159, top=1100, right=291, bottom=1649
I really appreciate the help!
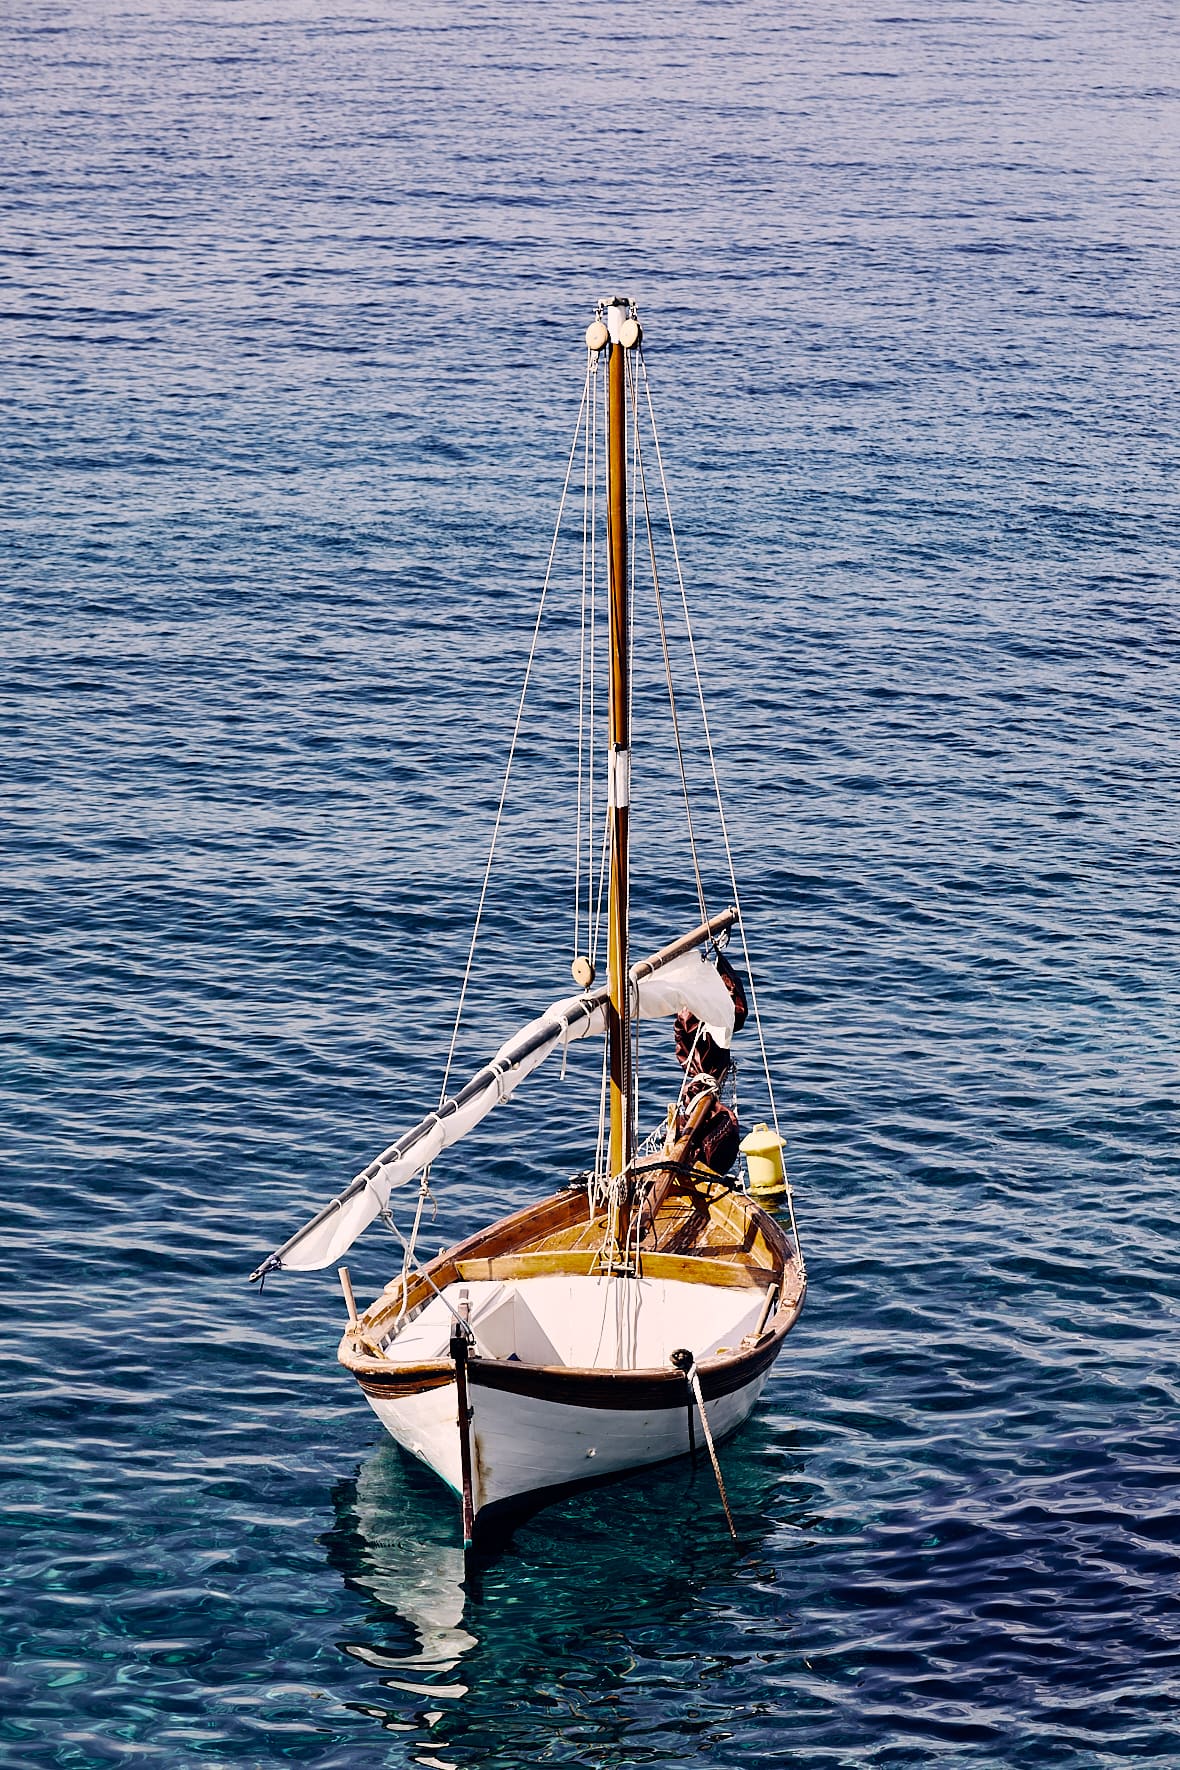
left=634, top=947, right=735, bottom=1047
left=250, top=919, right=738, bottom=1279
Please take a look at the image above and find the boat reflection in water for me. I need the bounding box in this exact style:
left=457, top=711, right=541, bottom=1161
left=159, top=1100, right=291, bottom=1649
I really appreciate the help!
left=324, top=1447, right=476, bottom=1732
left=323, top=1409, right=810, bottom=1768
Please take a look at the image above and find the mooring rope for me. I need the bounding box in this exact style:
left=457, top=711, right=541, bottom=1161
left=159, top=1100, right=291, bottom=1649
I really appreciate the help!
left=671, top=1348, right=738, bottom=1539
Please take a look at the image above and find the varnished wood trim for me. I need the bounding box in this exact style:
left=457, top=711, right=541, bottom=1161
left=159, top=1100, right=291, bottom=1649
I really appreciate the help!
left=352, top=1362, right=452, bottom=1399
left=452, top=1249, right=771, bottom=1289
left=640, top=1252, right=775, bottom=1288
left=454, top=1250, right=600, bottom=1282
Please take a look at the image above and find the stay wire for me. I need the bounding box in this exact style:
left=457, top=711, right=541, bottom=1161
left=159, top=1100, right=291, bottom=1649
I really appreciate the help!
left=629, top=365, right=709, bottom=929
left=588, top=358, right=599, bottom=954
left=575, top=361, right=593, bottom=958
left=627, top=353, right=641, bottom=1147
left=638, top=354, right=804, bottom=1269
left=439, top=362, right=591, bottom=1107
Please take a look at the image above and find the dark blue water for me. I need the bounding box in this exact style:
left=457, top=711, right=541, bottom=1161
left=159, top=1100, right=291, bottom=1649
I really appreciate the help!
left=3, top=3, right=1179, bottom=1764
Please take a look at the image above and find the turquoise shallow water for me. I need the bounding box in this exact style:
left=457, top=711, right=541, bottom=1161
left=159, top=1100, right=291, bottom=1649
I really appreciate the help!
left=3, top=2, right=1179, bottom=1765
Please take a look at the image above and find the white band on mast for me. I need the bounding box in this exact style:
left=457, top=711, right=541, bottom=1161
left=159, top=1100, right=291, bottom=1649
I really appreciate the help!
left=608, top=746, right=631, bottom=809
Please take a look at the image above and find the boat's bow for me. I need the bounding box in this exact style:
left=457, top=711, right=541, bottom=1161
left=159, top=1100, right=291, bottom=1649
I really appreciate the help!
left=337, top=1173, right=804, bottom=1538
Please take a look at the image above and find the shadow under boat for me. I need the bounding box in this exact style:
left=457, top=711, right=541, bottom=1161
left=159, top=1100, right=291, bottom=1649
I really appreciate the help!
left=323, top=1416, right=815, bottom=1761
left=326, top=1390, right=809, bottom=1617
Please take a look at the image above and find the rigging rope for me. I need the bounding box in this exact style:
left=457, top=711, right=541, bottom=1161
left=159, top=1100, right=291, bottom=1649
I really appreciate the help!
left=629, top=370, right=710, bottom=929
left=637, top=354, right=804, bottom=1270
left=627, top=352, right=642, bottom=1152
left=380, top=1206, right=491, bottom=1349
left=575, top=358, right=593, bottom=960
left=424, top=337, right=803, bottom=1277
left=438, top=363, right=592, bottom=1107
left=395, top=1170, right=434, bottom=1327
left=591, top=364, right=598, bottom=952
left=575, top=357, right=603, bottom=963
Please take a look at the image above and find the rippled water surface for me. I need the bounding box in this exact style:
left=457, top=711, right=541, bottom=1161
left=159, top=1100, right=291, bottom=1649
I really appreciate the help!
left=3, top=2, right=1179, bottom=1765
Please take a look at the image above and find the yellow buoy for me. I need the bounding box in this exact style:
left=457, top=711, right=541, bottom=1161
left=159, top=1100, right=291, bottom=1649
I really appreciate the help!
left=740, top=1122, right=787, bottom=1197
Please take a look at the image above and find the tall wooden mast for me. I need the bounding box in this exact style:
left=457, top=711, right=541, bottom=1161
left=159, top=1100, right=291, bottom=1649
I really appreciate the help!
left=602, top=297, right=640, bottom=1181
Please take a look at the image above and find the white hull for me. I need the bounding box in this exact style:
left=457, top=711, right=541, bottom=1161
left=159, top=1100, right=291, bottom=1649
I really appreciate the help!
left=363, top=1361, right=770, bottom=1519
left=349, top=1268, right=788, bottom=1529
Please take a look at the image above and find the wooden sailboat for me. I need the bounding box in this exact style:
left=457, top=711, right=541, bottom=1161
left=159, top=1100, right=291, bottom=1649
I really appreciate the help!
left=251, top=299, right=806, bottom=1545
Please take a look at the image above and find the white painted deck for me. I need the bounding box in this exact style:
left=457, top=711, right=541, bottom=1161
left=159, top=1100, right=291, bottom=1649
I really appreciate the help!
left=382, top=1272, right=769, bottom=1370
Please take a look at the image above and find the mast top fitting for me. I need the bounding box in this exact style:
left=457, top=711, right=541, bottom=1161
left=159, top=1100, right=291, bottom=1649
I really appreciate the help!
left=586, top=295, right=641, bottom=353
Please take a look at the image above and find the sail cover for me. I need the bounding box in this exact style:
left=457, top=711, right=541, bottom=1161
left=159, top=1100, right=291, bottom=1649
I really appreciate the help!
left=250, top=931, right=737, bottom=1277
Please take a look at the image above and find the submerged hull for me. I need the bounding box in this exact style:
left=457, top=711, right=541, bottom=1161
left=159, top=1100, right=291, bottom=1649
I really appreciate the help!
left=340, top=1178, right=805, bottom=1538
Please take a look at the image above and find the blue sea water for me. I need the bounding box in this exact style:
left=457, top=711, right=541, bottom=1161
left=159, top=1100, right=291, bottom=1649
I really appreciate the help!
left=3, top=1, right=1179, bottom=1764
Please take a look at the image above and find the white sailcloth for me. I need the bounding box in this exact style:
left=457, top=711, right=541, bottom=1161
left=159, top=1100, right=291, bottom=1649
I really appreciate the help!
left=634, top=947, right=735, bottom=1047
left=252, top=941, right=737, bottom=1278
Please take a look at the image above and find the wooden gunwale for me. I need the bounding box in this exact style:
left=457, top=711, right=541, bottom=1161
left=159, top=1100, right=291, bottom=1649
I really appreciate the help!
left=339, top=1177, right=805, bottom=1413
left=341, top=1181, right=796, bottom=1346
left=354, top=1361, right=452, bottom=1398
